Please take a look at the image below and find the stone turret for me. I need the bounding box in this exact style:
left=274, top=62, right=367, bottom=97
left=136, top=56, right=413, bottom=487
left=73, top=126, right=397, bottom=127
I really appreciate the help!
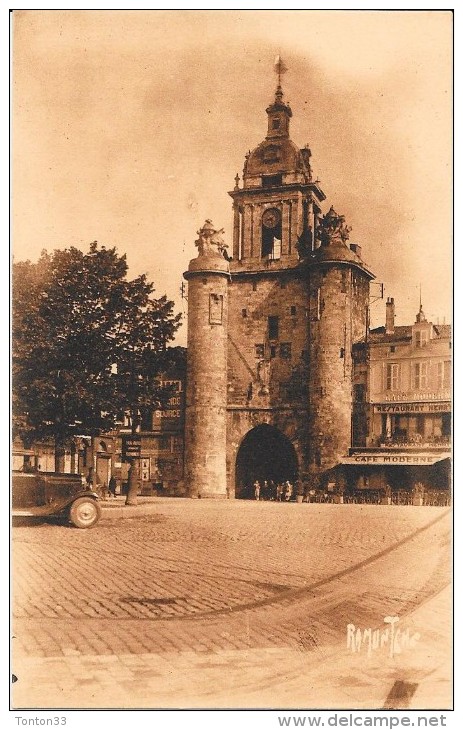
left=183, top=221, right=229, bottom=498
left=306, top=208, right=375, bottom=476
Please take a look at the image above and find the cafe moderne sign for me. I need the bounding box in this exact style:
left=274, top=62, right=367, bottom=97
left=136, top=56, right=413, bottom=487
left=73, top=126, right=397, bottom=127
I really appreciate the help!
left=344, top=452, right=450, bottom=465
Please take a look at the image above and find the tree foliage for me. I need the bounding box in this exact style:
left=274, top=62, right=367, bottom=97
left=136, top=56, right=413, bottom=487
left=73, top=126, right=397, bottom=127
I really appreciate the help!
left=12, top=242, right=182, bottom=464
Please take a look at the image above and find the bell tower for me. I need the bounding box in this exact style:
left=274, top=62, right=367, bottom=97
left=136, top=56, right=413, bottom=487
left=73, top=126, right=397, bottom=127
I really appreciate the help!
left=225, top=61, right=329, bottom=496
left=183, top=61, right=376, bottom=499
left=229, top=65, right=326, bottom=270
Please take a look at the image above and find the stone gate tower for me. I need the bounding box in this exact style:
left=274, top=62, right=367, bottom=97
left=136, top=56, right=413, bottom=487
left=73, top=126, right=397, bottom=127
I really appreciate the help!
left=183, top=221, right=229, bottom=498
left=184, top=69, right=375, bottom=498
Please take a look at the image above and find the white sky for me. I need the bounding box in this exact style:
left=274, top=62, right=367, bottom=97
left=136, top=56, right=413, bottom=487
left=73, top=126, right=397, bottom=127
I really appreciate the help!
left=12, top=10, right=453, bottom=344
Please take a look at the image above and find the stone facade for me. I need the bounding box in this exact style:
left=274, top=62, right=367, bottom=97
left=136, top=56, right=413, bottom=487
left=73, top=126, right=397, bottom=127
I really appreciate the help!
left=347, top=300, right=451, bottom=497
left=184, top=79, right=375, bottom=498
left=354, top=300, right=451, bottom=450
left=184, top=221, right=230, bottom=497
left=307, top=264, right=371, bottom=472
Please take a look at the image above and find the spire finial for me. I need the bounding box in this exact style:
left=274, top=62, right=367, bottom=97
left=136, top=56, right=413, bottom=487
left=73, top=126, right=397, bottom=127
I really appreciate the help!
left=416, top=284, right=426, bottom=322
left=274, top=55, right=287, bottom=99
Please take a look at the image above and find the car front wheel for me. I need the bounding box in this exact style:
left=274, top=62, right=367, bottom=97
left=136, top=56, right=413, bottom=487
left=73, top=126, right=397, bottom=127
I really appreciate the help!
left=69, top=498, right=101, bottom=529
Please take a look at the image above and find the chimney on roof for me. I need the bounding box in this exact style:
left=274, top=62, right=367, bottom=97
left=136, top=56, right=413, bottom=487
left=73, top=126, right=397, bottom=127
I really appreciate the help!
left=386, top=297, right=395, bottom=335
left=350, top=243, right=362, bottom=258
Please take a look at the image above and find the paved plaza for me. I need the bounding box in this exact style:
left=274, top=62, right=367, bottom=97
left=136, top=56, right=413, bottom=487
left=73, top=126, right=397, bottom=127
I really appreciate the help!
left=11, top=499, right=452, bottom=710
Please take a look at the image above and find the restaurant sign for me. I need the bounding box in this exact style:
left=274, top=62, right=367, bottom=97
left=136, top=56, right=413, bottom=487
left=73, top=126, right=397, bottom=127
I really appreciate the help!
left=374, top=402, right=450, bottom=414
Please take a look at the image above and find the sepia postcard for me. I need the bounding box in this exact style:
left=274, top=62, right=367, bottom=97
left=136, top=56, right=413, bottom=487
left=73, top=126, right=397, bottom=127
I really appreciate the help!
left=10, top=8, right=454, bottom=724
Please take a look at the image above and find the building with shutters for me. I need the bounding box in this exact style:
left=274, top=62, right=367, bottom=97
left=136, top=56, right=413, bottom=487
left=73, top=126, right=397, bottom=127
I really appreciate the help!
left=347, top=298, right=451, bottom=503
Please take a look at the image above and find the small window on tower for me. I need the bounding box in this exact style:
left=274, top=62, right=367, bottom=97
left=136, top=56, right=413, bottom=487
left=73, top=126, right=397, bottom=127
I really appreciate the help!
left=242, top=309, right=247, bottom=318
left=209, top=293, right=223, bottom=325
left=268, top=316, right=279, bottom=340
left=272, top=119, right=280, bottom=129
left=280, top=343, right=292, bottom=359
left=291, top=306, right=297, bottom=316
left=270, top=345, right=277, bottom=358
left=262, top=174, right=282, bottom=188
left=341, top=269, right=348, bottom=293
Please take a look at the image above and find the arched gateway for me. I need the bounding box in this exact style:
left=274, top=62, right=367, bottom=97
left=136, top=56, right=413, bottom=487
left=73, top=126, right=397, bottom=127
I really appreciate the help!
left=235, top=424, right=298, bottom=499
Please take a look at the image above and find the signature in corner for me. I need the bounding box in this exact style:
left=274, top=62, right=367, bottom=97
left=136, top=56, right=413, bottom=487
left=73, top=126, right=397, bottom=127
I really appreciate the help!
left=347, top=616, right=420, bottom=658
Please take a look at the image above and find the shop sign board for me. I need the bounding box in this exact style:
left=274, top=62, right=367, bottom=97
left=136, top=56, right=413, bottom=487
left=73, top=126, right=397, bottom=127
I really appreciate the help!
left=342, top=452, right=450, bottom=466
left=122, top=435, right=141, bottom=459
left=152, top=379, right=185, bottom=431
left=373, top=402, right=450, bottom=414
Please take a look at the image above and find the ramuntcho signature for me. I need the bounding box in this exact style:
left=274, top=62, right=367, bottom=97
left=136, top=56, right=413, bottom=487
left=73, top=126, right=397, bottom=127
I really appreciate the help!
left=347, top=616, right=420, bottom=658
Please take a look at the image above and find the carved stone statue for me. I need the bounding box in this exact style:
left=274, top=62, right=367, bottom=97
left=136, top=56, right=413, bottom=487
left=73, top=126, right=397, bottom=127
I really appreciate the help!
left=195, top=219, right=229, bottom=258
left=257, top=359, right=271, bottom=395
left=316, top=206, right=352, bottom=247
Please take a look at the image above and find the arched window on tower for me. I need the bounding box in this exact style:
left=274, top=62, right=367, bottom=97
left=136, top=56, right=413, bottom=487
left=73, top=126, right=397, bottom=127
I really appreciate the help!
left=261, top=208, right=282, bottom=260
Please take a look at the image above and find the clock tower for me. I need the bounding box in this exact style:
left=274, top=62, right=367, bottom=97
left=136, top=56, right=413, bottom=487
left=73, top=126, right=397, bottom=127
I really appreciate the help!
left=184, top=64, right=375, bottom=499
left=229, top=81, right=326, bottom=268
left=225, top=74, right=331, bottom=497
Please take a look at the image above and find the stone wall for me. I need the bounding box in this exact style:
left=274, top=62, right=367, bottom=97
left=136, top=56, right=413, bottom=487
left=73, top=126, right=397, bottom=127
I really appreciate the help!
left=227, top=271, right=309, bottom=409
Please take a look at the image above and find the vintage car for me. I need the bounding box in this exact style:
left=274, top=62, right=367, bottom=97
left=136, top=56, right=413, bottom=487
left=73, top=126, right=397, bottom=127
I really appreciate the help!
left=12, top=470, right=102, bottom=528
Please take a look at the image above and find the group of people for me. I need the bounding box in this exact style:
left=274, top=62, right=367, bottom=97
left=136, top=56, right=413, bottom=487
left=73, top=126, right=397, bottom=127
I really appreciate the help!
left=252, top=479, right=297, bottom=502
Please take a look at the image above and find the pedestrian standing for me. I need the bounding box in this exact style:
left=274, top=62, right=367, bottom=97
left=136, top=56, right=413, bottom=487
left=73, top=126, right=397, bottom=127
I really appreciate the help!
left=109, top=476, right=117, bottom=498
left=285, top=481, right=293, bottom=501
left=276, top=483, right=283, bottom=501
left=254, top=480, right=261, bottom=501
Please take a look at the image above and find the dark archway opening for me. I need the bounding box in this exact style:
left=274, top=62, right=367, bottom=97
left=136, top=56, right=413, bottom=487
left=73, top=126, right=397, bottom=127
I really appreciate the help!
left=235, top=424, right=298, bottom=499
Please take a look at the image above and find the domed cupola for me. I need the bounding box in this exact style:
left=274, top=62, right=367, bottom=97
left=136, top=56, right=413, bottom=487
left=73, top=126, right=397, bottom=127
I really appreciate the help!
left=229, top=58, right=326, bottom=268
left=242, top=57, right=312, bottom=188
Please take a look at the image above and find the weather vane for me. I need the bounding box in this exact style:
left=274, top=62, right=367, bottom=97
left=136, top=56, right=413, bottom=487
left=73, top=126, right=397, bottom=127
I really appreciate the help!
left=274, top=54, right=288, bottom=87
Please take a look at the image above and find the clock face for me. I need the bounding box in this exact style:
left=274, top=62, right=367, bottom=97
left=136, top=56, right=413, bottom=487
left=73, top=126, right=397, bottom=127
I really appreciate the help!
left=262, top=208, right=281, bottom=229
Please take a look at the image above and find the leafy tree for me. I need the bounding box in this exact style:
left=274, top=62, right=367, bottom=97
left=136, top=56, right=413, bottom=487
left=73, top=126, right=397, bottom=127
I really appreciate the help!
left=12, top=241, right=182, bottom=505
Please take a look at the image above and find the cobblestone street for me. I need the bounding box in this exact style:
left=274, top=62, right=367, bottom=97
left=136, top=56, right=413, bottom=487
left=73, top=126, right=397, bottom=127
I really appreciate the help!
left=11, top=499, right=452, bottom=710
